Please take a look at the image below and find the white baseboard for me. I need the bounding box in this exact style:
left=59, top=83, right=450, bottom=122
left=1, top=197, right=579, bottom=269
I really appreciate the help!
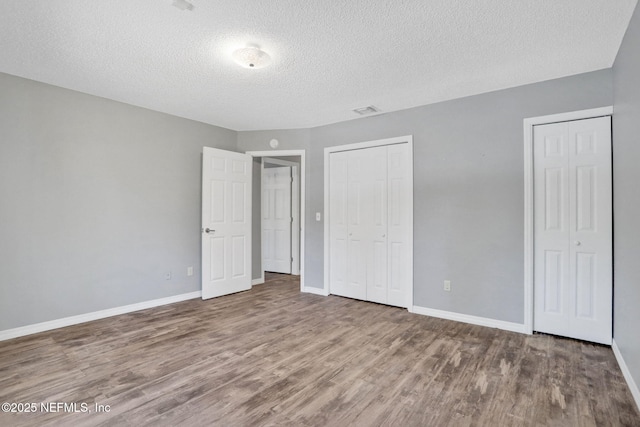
left=412, top=305, right=527, bottom=334
left=0, top=291, right=202, bottom=342
left=302, top=286, right=329, bottom=296
left=252, top=278, right=265, bottom=285
left=612, top=339, right=640, bottom=412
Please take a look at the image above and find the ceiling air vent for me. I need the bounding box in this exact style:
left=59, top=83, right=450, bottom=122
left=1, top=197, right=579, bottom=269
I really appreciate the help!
left=353, top=105, right=380, bottom=116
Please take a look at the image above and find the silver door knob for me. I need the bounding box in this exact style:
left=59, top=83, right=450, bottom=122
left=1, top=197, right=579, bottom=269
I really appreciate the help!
left=205, top=228, right=215, bottom=234
left=575, top=241, right=581, bottom=246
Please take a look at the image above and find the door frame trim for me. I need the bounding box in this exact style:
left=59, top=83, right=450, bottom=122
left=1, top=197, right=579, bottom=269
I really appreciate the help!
left=247, top=150, right=306, bottom=292
left=522, top=106, right=613, bottom=335
left=323, top=135, right=414, bottom=309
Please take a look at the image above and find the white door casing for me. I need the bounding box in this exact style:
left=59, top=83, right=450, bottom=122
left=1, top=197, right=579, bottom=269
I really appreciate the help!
left=201, top=147, right=252, bottom=299
left=262, top=166, right=292, bottom=274
left=533, top=116, right=612, bottom=344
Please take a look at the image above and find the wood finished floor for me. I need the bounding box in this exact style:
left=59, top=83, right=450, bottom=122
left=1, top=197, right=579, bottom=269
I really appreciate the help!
left=1, top=274, right=638, bottom=427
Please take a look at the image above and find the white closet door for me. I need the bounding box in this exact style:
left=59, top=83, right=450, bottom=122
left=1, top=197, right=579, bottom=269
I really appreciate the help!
left=328, top=142, right=411, bottom=309
left=329, top=151, right=350, bottom=298
left=567, top=117, right=612, bottom=343
left=366, top=146, right=389, bottom=305
left=344, top=150, right=368, bottom=300
left=387, top=143, right=411, bottom=308
left=262, top=166, right=292, bottom=274
left=533, top=117, right=611, bottom=344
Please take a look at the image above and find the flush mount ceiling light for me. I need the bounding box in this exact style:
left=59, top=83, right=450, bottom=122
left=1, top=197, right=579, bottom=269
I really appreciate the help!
left=232, top=46, right=271, bottom=69
left=172, top=0, right=194, bottom=11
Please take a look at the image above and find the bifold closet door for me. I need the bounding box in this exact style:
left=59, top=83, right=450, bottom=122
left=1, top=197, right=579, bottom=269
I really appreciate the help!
left=329, top=149, right=369, bottom=300
left=364, top=146, right=388, bottom=305
left=328, top=143, right=410, bottom=308
left=386, top=144, right=411, bottom=307
left=533, top=116, right=612, bottom=345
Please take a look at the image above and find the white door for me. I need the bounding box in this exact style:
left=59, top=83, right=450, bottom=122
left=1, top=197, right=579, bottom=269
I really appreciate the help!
left=387, top=143, right=412, bottom=308
left=366, top=146, right=388, bottom=304
left=328, top=151, right=350, bottom=298
left=346, top=149, right=372, bottom=301
left=328, top=142, right=412, bottom=308
left=329, top=149, right=367, bottom=300
left=262, top=166, right=292, bottom=274
left=201, top=147, right=252, bottom=299
left=533, top=116, right=612, bottom=344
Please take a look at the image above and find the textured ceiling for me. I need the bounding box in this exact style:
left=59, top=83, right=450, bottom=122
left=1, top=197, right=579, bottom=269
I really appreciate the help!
left=0, top=1, right=637, bottom=131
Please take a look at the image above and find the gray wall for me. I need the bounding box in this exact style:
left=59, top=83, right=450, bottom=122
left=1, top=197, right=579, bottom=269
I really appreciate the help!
left=238, top=69, right=613, bottom=324
left=612, top=2, right=640, bottom=399
left=0, top=72, right=237, bottom=330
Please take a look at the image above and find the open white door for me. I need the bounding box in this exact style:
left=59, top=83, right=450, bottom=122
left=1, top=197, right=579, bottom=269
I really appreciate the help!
left=262, top=166, right=292, bottom=274
left=202, top=147, right=252, bottom=299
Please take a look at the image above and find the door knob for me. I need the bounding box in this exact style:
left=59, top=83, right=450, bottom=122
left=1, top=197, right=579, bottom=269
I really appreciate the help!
left=205, top=228, right=215, bottom=234
left=575, top=241, right=581, bottom=246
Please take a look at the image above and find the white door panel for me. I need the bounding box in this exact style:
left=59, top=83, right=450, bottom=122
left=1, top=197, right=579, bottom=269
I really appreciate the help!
left=533, top=117, right=611, bottom=344
left=328, top=142, right=411, bottom=308
left=567, top=117, right=612, bottom=343
left=262, top=166, right=292, bottom=274
left=329, top=153, right=349, bottom=297
left=386, top=143, right=411, bottom=308
left=367, top=146, right=388, bottom=304
left=534, top=122, right=570, bottom=336
left=202, top=147, right=252, bottom=299
left=345, top=150, right=368, bottom=300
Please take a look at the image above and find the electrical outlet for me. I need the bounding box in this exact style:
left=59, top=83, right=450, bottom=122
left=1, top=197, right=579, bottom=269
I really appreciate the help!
left=165, top=271, right=172, bottom=280
left=187, top=266, right=193, bottom=276
left=444, top=280, right=451, bottom=292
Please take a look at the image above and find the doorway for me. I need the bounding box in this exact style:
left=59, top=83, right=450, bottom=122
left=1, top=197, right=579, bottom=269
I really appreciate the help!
left=247, top=150, right=306, bottom=292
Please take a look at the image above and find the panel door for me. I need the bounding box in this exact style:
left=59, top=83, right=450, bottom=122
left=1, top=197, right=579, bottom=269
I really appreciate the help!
left=386, top=143, right=411, bottom=308
left=329, top=142, right=411, bottom=308
left=344, top=150, right=368, bottom=301
left=202, top=147, right=252, bottom=299
left=534, top=122, right=571, bottom=336
left=366, top=146, right=389, bottom=304
left=533, top=117, right=612, bottom=344
left=262, top=166, right=292, bottom=274
left=567, top=117, right=612, bottom=343
left=328, top=151, right=349, bottom=297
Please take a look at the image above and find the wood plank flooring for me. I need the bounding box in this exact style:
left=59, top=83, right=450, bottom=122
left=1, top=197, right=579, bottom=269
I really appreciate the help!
left=1, top=273, right=638, bottom=426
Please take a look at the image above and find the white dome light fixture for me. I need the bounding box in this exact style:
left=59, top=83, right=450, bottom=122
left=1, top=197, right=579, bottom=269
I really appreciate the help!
left=232, top=46, right=271, bottom=69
